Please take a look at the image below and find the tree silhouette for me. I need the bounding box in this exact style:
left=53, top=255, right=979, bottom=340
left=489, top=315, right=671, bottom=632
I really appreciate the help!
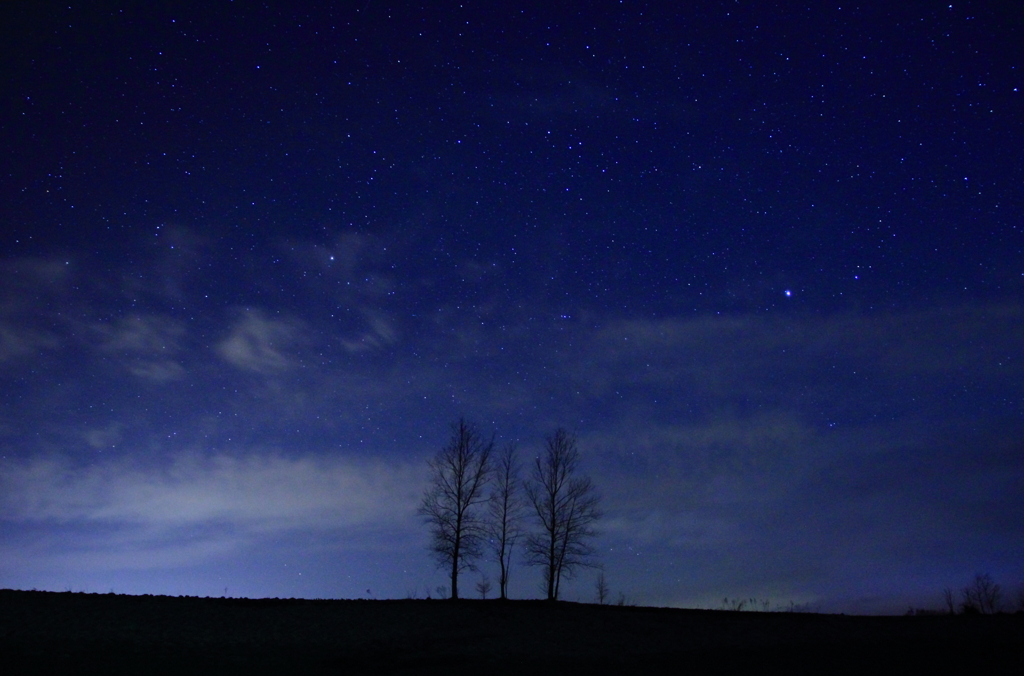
left=487, top=442, right=525, bottom=600
left=961, top=573, right=1002, bottom=614
left=418, top=418, right=493, bottom=600
left=594, top=570, right=609, bottom=605
left=476, top=576, right=492, bottom=599
left=943, top=587, right=956, bottom=615
left=525, top=428, right=601, bottom=601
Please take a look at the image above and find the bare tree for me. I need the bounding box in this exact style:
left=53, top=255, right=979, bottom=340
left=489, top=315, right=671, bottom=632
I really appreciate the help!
left=476, top=576, right=492, bottom=599
left=594, top=570, right=609, bottom=605
left=961, top=573, right=1002, bottom=614
left=487, top=442, right=525, bottom=600
left=525, top=428, right=601, bottom=601
left=943, top=587, right=957, bottom=615
left=418, top=418, right=493, bottom=600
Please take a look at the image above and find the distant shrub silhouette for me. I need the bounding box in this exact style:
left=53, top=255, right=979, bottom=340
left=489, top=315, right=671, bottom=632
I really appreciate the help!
left=905, top=607, right=945, bottom=616
left=714, top=598, right=810, bottom=613
left=943, top=573, right=1004, bottom=614
left=962, top=573, right=1002, bottom=614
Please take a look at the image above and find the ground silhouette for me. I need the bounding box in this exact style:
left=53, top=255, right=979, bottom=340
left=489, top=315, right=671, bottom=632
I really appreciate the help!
left=2, top=590, right=1022, bottom=674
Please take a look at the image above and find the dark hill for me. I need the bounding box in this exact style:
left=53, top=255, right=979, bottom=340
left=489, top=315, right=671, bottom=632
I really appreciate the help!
left=1, top=590, right=1021, bottom=674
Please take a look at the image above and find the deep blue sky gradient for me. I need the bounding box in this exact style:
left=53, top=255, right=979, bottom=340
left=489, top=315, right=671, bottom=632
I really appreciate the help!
left=1, top=1, right=1022, bottom=613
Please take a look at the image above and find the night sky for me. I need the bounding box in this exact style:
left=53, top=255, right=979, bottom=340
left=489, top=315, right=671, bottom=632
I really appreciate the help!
left=2, top=1, right=1022, bottom=614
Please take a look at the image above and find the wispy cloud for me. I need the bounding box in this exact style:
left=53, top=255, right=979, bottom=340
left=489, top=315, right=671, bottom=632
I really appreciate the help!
left=0, top=257, right=70, bottom=363
left=217, top=309, right=302, bottom=373
left=94, top=315, right=186, bottom=381
left=583, top=303, right=1023, bottom=392
left=0, top=451, right=424, bottom=571
left=0, top=322, right=60, bottom=363
left=1, top=451, right=421, bottom=530
left=339, top=311, right=398, bottom=353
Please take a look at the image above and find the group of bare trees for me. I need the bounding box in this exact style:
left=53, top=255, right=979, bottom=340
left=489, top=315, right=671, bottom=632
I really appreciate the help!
left=418, top=419, right=601, bottom=601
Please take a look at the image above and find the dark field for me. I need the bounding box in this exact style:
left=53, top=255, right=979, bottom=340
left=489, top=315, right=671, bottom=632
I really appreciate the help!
left=2, top=590, right=1022, bottom=674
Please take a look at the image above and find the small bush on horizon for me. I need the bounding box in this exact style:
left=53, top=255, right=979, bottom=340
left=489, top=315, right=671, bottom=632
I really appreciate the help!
left=716, top=598, right=812, bottom=612
left=720, top=597, right=772, bottom=612
left=905, top=607, right=945, bottom=616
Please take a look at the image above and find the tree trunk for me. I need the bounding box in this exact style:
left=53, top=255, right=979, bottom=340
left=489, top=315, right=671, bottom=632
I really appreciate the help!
left=498, top=555, right=508, bottom=599
left=450, top=537, right=460, bottom=599
left=547, top=550, right=556, bottom=600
